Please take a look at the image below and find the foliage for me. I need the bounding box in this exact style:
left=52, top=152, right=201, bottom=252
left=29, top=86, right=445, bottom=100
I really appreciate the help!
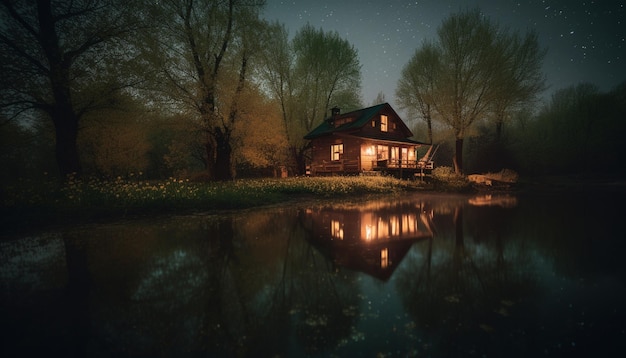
left=396, top=9, right=545, bottom=173
left=510, top=82, right=626, bottom=176
left=79, top=96, right=153, bottom=177
left=0, top=0, right=146, bottom=177
left=139, top=0, right=266, bottom=181
left=396, top=41, right=440, bottom=144
left=0, top=118, right=56, bottom=182
left=259, top=22, right=362, bottom=174
left=431, top=166, right=472, bottom=192
left=1, top=175, right=429, bottom=230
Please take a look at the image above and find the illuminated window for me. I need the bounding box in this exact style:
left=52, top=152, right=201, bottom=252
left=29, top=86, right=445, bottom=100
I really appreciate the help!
left=390, top=216, right=400, bottom=236
left=408, top=147, right=416, bottom=161
left=402, top=214, right=417, bottom=234
left=380, top=115, right=388, bottom=132
left=390, top=147, right=399, bottom=166
left=377, top=217, right=388, bottom=239
left=365, top=224, right=374, bottom=241
left=331, top=219, right=344, bottom=240
left=361, top=213, right=376, bottom=241
left=377, top=145, right=388, bottom=160
left=381, top=248, right=389, bottom=268
left=331, top=144, right=343, bottom=161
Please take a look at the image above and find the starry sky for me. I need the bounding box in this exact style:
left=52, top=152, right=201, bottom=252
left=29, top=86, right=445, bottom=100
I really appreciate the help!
left=262, top=0, right=625, bottom=110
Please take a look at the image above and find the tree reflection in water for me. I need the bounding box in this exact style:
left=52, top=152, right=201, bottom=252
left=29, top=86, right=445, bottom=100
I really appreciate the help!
left=394, top=195, right=543, bottom=356
left=2, top=191, right=626, bottom=357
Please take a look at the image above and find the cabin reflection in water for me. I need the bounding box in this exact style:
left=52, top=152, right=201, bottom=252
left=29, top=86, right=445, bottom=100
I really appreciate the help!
left=302, top=201, right=434, bottom=281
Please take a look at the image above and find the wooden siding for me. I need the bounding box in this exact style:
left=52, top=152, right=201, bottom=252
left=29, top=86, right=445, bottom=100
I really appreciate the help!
left=310, top=135, right=425, bottom=176
left=359, top=111, right=409, bottom=140
left=310, top=136, right=362, bottom=175
left=305, top=103, right=428, bottom=177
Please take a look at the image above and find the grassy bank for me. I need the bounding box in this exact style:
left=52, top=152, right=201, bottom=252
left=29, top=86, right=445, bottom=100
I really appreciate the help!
left=1, top=176, right=431, bottom=233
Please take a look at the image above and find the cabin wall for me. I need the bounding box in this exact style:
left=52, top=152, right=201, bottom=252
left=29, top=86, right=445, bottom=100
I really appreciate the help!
left=359, top=111, right=409, bottom=140
left=309, top=135, right=362, bottom=175
left=310, top=136, right=361, bottom=163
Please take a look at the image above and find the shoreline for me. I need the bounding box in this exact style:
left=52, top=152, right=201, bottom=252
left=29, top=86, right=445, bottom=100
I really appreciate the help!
left=2, top=175, right=624, bottom=239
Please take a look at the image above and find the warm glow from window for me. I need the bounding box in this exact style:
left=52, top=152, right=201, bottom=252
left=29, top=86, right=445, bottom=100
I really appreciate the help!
left=408, top=147, right=416, bottom=160
left=362, top=213, right=376, bottom=241
left=390, top=216, right=399, bottom=236
left=381, top=248, right=389, bottom=268
left=364, top=145, right=375, bottom=156
left=331, top=144, right=343, bottom=161
left=391, top=147, right=399, bottom=160
left=381, top=115, right=388, bottom=132
left=377, top=145, right=388, bottom=160
left=402, top=214, right=417, bottom=234
left=331, top=219, right=343, bottom=239
left=365, top=224, right=373, bottom=241
left=377, top=217, right=388, bottom=239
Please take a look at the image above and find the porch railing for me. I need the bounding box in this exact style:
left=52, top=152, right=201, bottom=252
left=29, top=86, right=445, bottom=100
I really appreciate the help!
left=311, top=159, right=360, bottom=174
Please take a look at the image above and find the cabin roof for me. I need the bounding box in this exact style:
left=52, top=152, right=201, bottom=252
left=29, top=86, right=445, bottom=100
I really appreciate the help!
left=304, top=102, right=416, bottom=140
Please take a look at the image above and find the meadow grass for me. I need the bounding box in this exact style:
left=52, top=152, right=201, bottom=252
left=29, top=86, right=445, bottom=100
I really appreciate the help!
left=1, top=175, right=430, bottom=231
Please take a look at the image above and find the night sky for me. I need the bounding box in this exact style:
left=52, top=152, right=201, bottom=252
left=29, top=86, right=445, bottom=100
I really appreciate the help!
left=263, top=0, right=625, bottom=110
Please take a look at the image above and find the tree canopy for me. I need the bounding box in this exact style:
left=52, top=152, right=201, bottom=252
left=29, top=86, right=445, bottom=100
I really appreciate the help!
left=0, top=0, right=145, bottom=177
left=396, top=9, right=546, bottom=173
left=259, top=23, right=362, bottom=174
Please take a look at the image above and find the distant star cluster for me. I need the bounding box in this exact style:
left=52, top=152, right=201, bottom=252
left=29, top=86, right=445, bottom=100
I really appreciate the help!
left=263, top=0, right=625, bottom=110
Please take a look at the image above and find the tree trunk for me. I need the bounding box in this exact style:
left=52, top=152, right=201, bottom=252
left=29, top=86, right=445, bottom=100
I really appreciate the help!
left=204, top=137, right=216, bottom=179
left=38, top=0, right=82, bottom=178
left=291, top=146, right=307, bottom=176
left=495, top=117, right=503, bottom=141
left=427, top=118, right=433, bottom=145
left=453, top=137, right=464, bottom=174
left=214, top=128, right=233, bottom=181
left=53, top=111, right=82, bottom=178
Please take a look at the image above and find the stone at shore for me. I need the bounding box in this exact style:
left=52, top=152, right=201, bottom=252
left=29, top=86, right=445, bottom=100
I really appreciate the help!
left=467, top=169, right=519, bottom=186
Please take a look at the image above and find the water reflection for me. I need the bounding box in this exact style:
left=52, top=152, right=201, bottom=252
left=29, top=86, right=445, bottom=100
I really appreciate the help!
left=302, top=200, right=434, bottom=281
left=1, top=191, right=625, bottom=357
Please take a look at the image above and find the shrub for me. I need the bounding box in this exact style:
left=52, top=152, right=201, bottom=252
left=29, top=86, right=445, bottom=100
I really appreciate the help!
left=432, top=166, right=473, bottom=192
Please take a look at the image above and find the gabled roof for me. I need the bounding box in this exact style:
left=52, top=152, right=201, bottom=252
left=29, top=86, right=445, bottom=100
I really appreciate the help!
left=304, top=102, right=415, bottom=140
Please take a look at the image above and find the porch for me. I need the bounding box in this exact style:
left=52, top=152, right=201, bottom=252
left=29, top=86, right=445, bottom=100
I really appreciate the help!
left=309, top=159, right=361, bottom=176
left=307, top=158, right=433, bottom=177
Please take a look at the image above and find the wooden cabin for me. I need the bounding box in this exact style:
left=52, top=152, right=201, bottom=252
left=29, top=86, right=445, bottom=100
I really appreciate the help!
left=304, top=103, right=433, bottom=178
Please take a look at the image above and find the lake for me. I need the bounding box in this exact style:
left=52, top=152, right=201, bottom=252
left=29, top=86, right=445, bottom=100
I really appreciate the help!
left=1, top=189, right=625, bottom=357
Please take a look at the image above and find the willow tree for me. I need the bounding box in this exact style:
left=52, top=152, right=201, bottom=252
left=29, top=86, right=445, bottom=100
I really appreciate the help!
left=146, top=0, right=266, bottom=180
left=396, top=41, right=441, bottom=144
left=0, top=0, right=144, bottom=178
left=259, top=23, right=362, bottom=174
left=398, top=9, right=545, bottom=173
left=489, top=30, right=546, bottom=140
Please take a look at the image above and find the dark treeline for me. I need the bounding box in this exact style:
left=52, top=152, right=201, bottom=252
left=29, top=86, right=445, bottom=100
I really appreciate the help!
left=462, top=81, right=626, bottom=178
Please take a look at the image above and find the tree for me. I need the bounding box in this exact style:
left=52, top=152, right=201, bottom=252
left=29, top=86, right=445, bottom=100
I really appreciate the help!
left=144, top=0, right=266, bottom=181
left=396, top=41, right=441, bottom=144
left=0, top=0, right=144, bottom=178
left=79, top=95, right=152, bottom=177
left=234, top=88, right=288, bottom=177
left=489, top=30, right=546, bottom=140
left=255, top=22, right=294, bottom=173
left=398, top=9, right=545, bottom=173
left=259, top=23, right=362, bottom=174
